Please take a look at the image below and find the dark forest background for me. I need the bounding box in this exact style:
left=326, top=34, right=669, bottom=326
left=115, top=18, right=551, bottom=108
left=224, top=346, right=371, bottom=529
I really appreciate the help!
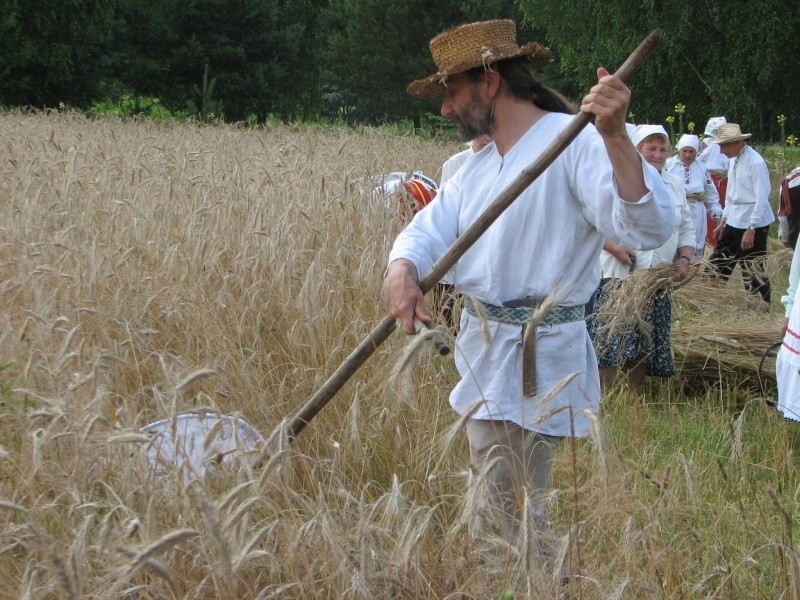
left=1, top=0, right=797, bottom=140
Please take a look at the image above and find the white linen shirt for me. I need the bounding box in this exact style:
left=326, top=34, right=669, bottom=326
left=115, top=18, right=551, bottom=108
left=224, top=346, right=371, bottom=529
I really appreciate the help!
left=600, top=169, right=695, bottom=277
left=441, top=146, right=474, bottom=185
left=722, top=145, right=775, bottom=229
left=387, top=112, right=674, bottom=437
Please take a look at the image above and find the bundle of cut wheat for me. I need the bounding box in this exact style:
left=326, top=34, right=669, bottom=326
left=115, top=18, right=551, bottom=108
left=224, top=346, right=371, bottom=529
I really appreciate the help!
left=672, top=272, right=784, bottom=384
left=590, top=264, right=675, bottom=343
left=673, top=259, right=773, bottom=316
left=591, top=259, right=785, bottom=386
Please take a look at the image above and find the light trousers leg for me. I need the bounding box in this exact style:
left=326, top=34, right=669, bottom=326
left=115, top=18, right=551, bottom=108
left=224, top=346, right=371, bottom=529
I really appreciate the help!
left=466, top=419, right=562, bottom=549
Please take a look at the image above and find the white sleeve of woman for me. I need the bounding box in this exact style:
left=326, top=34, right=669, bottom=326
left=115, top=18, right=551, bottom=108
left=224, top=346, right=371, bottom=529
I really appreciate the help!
left=676, top=190, right=696, bottom=248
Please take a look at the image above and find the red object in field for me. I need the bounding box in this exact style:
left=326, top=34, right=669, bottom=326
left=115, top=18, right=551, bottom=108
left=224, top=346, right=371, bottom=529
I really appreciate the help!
left=403, top=179, right=437, bottom=212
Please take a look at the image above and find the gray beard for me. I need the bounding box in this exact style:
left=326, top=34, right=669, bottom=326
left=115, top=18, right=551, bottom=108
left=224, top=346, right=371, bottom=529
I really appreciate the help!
left=456, top=99, right=492, bottom=142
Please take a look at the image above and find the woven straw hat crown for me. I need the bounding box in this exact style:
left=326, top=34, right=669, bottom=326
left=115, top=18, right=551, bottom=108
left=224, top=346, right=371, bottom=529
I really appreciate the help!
left=407, top=20, right=552, bottom=99
left=710, top=123, right=752, bottom=144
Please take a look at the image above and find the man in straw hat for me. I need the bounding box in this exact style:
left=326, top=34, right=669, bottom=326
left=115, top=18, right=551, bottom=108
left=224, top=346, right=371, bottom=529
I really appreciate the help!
left=382, top=19, right=673, bottom=567
left=708, top=123, right=774, bottom=305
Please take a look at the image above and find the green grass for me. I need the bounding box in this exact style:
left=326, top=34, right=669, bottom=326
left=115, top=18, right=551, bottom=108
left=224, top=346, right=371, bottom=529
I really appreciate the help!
left=550, top=381, right=800, bottom=596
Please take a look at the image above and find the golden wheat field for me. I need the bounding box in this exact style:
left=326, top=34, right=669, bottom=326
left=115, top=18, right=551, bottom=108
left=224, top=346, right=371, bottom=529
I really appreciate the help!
left=1, top=110, right=800, bottom=599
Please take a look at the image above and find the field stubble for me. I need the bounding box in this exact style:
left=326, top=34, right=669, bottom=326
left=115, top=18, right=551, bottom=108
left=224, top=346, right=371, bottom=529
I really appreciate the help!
left=0, top=111, right=799, bottom=598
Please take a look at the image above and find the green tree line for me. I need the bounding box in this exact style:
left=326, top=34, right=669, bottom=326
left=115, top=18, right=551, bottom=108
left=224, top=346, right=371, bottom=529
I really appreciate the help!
left=1, top=0, right=797, bottom=140
left=519, top=0, right=800, bottom=142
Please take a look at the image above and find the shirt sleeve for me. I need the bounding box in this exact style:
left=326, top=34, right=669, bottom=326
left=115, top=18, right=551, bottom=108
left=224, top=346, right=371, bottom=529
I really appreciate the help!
left=676, top=189, right=696, bottom=248
left=748, top=156, right=773, bottom=228
left=572, top=130, right=673, bottom=252
left=607, top=157, right=674, bottom=250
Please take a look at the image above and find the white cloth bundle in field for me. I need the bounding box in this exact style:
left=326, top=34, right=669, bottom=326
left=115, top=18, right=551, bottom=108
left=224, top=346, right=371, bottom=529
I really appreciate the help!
left=139, top=412, right=265, bottom=479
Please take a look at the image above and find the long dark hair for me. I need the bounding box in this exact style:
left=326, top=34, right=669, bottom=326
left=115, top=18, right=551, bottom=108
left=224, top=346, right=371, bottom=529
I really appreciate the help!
left=465, top=57, right=576, bottom=115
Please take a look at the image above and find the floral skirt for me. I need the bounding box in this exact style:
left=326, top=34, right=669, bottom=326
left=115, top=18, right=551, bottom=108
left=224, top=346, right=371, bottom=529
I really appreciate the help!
left=587, top=278, right=676, bottom=377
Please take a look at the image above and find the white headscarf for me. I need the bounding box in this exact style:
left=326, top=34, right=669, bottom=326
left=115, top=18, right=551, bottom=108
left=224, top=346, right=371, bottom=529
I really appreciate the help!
left=704, top=116, right=727, bottom=138
left=676, top=134, right=700, bottom=152
left=630, top=124, right=669, bottom=149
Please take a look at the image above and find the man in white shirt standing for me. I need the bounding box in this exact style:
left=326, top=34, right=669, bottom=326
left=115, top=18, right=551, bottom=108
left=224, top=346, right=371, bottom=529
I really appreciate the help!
left=708, top=123, right=775, bottom=305
left=381, top=19, right=673, bottom=570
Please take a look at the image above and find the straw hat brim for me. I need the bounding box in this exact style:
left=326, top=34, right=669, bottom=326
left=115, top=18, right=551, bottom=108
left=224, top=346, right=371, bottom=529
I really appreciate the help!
left=407, top=42, right=552, bottom=99
left=710, top=133, right=752, bottom=144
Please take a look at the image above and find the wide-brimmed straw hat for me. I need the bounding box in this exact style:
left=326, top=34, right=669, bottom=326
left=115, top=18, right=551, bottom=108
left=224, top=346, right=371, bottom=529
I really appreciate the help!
left=407, top=20, right=553, bottom=99
left=710, top=123, right=752, bottom=144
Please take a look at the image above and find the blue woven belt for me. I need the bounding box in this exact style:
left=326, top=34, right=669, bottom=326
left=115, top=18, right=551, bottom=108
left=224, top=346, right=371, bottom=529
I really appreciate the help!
left=463, top=297, right=585, bottom=326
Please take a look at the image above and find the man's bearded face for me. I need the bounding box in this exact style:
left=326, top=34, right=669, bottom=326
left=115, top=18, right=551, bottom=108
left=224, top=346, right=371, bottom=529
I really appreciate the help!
left=453, top=87, right=492, bottom=142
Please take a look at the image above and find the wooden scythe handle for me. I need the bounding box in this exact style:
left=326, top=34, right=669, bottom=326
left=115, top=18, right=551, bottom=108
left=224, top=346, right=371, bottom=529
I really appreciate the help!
left=262, top=29, right=663, bottom=455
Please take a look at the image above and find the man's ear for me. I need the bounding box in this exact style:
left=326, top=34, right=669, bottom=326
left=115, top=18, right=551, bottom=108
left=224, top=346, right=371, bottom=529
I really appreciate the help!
left=482, top=68, right=502, bottom=98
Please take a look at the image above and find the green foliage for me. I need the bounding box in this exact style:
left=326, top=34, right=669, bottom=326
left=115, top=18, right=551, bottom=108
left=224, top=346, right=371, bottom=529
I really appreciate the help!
left=186, top=64, right=223, bottom=121
left=516, top=0, right=800, bottom=141
left=320, top=0, right=437, bottom=126
left=0, top=0, right=119, bottom=108
left=102, top=0, right=323, bottom=123
left=759, top=140, right=800, bottom=193
left=2, top=0, right=798, bottom=132
left=319, top=0, right=539, bottom=128
left=89, top=94, right=179, bottom=120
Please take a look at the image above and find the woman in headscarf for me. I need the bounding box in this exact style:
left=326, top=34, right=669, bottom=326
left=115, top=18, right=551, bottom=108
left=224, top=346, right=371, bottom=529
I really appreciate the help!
left=666, top=134, right=723, bottom=263
left=588, top=124, right=696, bottom=391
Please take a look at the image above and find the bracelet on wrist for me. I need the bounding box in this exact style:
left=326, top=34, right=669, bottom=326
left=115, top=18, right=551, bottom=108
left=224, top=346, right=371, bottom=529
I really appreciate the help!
left=674, top=256, right=690, bottom=263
